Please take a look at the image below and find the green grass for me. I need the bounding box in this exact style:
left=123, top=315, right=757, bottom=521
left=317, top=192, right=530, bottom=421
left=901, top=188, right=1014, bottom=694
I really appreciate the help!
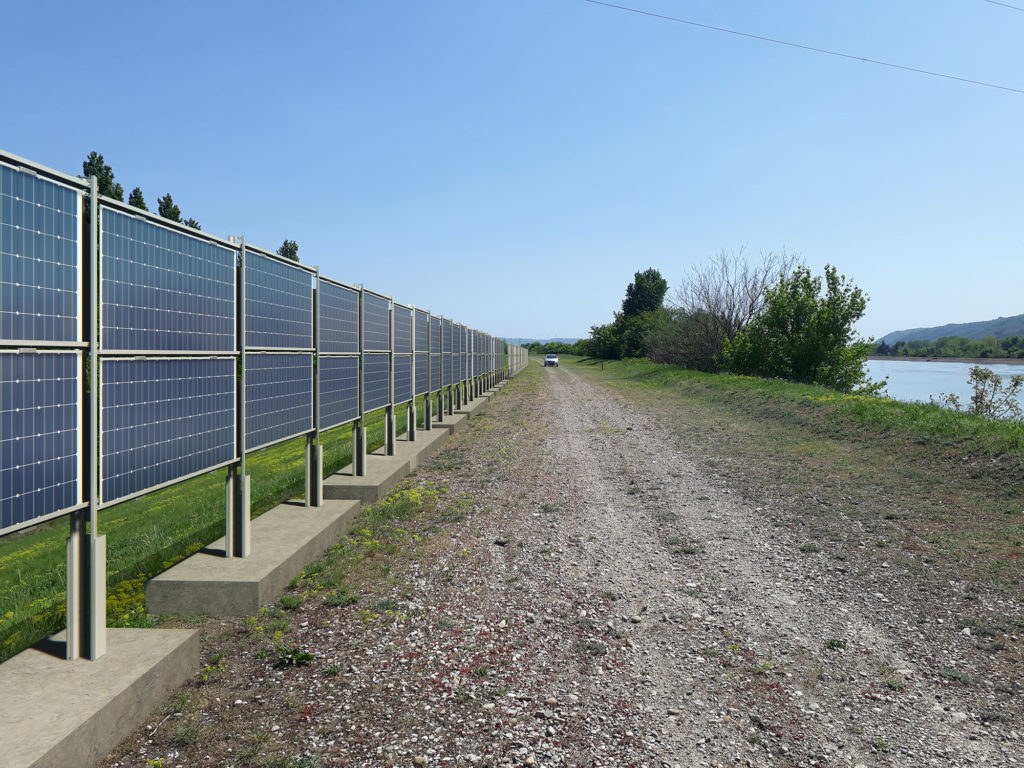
left=0, top=397, right=430, bottom=663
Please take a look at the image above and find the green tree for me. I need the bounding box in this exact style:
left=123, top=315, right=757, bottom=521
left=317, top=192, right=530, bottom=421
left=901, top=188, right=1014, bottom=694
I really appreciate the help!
left=723, top=265, right=876, bottom=392
left=128, top=187, right=148, bottom=211
left=277, top=239, right=299, bottom=262
left=181, top=217, right=201, bottom=230
left=157, top=194, right=181, bottom=222
left=621, top=268, right=668, bottom=318
left=82, top=151, right=124, bottom=201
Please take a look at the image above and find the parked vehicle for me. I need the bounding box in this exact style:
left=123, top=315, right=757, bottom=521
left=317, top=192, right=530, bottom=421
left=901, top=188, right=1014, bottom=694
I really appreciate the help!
left=544, top=354, right=559, bottom=367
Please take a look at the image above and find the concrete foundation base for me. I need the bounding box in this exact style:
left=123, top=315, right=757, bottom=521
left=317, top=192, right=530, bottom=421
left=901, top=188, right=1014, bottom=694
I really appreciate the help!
left=146, top=499, right=361, bottom=616
left=0, top=628, right=198, bottom=768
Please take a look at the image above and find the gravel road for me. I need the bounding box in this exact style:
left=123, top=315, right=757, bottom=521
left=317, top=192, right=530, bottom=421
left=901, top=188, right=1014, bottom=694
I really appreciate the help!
left=104, top=363, right=1023, bottom=768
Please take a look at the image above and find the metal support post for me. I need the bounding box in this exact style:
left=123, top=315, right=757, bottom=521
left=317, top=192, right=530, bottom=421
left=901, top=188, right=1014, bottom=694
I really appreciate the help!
left=424, top=393, right=432, bottom=430
left=305, top=435, right=323, bottom=507
left=355, top=420, right=367, bottom=476
left=386, top=404, right=396, bottom=455
left=407, top=402, right=417, bottom=441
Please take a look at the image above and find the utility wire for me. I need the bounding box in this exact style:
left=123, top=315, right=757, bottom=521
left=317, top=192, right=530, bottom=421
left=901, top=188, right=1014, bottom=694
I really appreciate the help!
left=980, top=0, right=1024, bottom=12
left=583, top=0, right=1024, bottom=95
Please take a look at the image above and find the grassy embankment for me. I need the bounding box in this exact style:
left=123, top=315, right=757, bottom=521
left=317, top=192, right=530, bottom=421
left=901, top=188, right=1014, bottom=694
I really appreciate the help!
left=565, top=356, right=1024, bottom=597
left=0, top=398, right=430, bottom=663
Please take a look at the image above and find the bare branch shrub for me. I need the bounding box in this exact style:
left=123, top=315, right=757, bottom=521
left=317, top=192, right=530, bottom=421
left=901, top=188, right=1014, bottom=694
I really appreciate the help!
left=935, top=366, right=1024, bottom=421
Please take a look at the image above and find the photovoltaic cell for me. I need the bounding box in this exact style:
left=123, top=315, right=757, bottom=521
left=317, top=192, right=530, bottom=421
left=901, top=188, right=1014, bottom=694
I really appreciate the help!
left=318, top=281, right=358, bottom=354
left=363, top=352, right=390, bottom=412
left=442, top=319, right=452, bottom=353
left=100, top=207, right=235, bottom=352
left=442, top=354, right=452, bottom=386
left=415, top=310, right=429, bottom=352
left=363, top=292, right=391, bottom=352
left=319, top=356, right=359, bottom=430
left=245, top=252, right=313, bottom=349
left=415, top=353, right=428, bottom=396
left=430, top=354, right=441, bottom=393
left=100, top=357, right=235, bottom=504
left=393, top=355, right=412, bottom=404
left=1, top=351, right=80, bottom=533
left=1, top=163, right=81, bottom=344
left=245, top=352, right=313, bottom=450
left=393, top=305, right=413, bottom=354
left=430, top=317, right=441, bottom=353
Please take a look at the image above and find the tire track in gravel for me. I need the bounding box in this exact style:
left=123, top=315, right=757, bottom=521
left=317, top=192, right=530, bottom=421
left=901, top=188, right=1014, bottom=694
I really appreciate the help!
left=535, top=364, right=1020, bottom=767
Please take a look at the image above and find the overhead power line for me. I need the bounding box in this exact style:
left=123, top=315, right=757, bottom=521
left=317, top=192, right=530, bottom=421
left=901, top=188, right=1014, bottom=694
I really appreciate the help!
left=583, top=0, right=1024, bottom=95
left=980, top=0, right=1024, bottom=12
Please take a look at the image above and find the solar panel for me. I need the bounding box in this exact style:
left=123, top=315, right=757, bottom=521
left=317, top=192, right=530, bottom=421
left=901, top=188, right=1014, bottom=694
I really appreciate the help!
left=430, top=316, right=441, bottom=353
left=318, top=281, right=358, bottom=354
left=100, top=206, right=235, bottom=352
left=393, top=355, right=412, bottom=404
left=442, top=319, right=452, bottom=353
left=363, top=352, right=390, bottom=412
left=245, top=352, right=313, bottom=450
left=414, top=353, right=428, bottom=396
left=245, top=252, right=313, bottom=349
left=99, top=357, right=235, bottom=504
left=1, top=351, right=81, bottom=533
left=1, top=163, right=81, bottom=344
left=319, top=355, right=359, bottom=430
left=430, top=354, right=441, bottom=393
left=442, top=353, right=452, bottom=387
left=393, top=304, right=413, bottom=354
left=363, top=292, right=391, bottom=352
left=414, top=310, right=429, bottom=352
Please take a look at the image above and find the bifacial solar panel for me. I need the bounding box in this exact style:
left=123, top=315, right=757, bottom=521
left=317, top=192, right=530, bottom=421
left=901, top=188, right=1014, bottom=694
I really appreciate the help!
left=414, top=310, right=429, bottom=352
left=442, top=319, right=452, bottom=353
left=318, top=281, right=359, bottom=354
left=363, top=293, right=391, bottom=352
left=393, top=355, right=412, bottom=405
left=100, top=207, right=235, bottom=352
left=245, top=352, right=313, bottom=450
left=100, top=357, right=235, bottom=504
left=430, top=317, right=441, bottom=353
left=1, top=163, right=81, bottom=344
left=363, top=352, right=390, bottom=412
left=430, top=354, right=441, bottom=393
left=414, top=353, right=428, bottom=396
left=1, top=351, right=80, bottom=533
left=393, top=305, right=413, bottom=354
left=246, top=252, right=313, bottom=349
left=442, top=353, right=452, bottom=387
left=319, top=355, right=359, bottom=430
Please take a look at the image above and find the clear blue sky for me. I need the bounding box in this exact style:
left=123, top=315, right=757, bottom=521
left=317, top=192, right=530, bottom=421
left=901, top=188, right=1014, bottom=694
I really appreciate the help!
left=3, top=1, right=1021, bottom=341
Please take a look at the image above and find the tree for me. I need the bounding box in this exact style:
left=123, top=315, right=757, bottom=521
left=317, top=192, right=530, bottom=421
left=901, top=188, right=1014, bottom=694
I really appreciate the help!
left=935, top=366, right=1024, bottom=421
left=277, top=239, right=299, bottom=262
left=128, top=187, right=148, bottom=211
left=723, top=265, right=876, bottom=392
left=621, top=268, right=668, bottom=318
left=157, top=193, right=181, bottom=222
left=81, top=151, right=124, bottom=201
left=669, top=249, right=797, bottom=372
left=182, top=217, right=201, bottom=230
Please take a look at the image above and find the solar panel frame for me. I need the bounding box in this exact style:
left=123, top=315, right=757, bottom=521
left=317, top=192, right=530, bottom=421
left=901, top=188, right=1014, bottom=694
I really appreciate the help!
left=317, top=278, right=359, bottom=355
left=1, top=159, right=84, bottom=346
left=363, top=352, right=390, bottom=412
left=98, top=356, right=236, bottom=506
left=244, top=352, right=314, bottom=451
left=318, top=355, right=359, bottom=431
left=414, top=353, right=428, bottom=396
left=392, top=302, right=413, bottom=355
left=442, top=318, right=452, bottom=354
left=430, top=316, right=441, bottom=353
left=98, top=205, right=236, bottom=353
left=429, top=354, right=441, bottom=393
left=362, top=291, right=391, bottom=353
left=1, top=350, right=84, bottom=534
left=414, top=310, right=429, bottom=352
left=393, top=354, right=412, bottom=405
left=245, top=249, right=314, bottom=350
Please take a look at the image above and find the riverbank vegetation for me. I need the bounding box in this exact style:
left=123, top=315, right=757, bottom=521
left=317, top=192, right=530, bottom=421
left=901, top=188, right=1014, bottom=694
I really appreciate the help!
left=876, top=335, right=1024, bottom=360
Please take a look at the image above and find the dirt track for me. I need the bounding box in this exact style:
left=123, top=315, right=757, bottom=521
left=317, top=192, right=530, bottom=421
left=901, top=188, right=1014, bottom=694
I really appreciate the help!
left=103, top=362, right=1023, bottom=768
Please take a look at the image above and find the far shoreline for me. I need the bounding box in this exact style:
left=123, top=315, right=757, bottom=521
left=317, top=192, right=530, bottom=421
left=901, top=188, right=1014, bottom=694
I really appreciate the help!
left=868, top=356, right=1024, bottom=366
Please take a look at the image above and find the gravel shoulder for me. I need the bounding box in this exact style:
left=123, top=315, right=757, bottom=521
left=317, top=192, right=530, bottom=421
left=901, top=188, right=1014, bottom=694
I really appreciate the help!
left=103, top=362, right=1023, bottom=768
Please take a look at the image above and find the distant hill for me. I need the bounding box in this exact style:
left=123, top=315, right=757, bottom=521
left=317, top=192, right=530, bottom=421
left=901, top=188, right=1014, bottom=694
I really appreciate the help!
left=505, top=337, right=581, bottom=345
left=879, top=313, right=1024, bottom=344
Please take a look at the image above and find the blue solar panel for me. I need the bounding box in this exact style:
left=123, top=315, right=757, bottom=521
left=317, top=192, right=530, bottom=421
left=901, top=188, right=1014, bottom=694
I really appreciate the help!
left=245, top=252, right=313, bottom=349
left=415, top=310, right=429, bottom=352
left=442, top=319, right=452, bottom=353
left=414, top=353, right=428, bottom=396
left=430, top=354, right=441, bottom=393
left=442, top=354, right=452, bottom=386
left=393, top=305, right=413, bottom=354
left=100, top=357, right=235, bottom=504
left=319, top=355, right=359, bottom=430
left=393, top=355, right=412, bottom=404
left=1, top=351, right=80, bottom=533
left=319, top=281, right=358, bottom=354
left=430, top=317, right=441, bottom=353
left=100, top=207, right=235, bottom=352
left=363, top=293, right=391, bottom=352
left=363, top=352, right=390, bottom=412
left=1, top=163, right=81, bottom=344
left=245, top=352, right=313, bottom=449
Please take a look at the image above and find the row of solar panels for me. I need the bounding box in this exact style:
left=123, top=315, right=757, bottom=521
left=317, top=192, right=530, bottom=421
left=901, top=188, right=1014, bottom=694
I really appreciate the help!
left=1, top=150, right=526, bottom=535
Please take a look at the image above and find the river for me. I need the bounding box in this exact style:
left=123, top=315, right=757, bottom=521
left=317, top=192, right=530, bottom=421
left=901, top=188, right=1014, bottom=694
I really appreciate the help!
left=864, top=358, right=1024, bottom=407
